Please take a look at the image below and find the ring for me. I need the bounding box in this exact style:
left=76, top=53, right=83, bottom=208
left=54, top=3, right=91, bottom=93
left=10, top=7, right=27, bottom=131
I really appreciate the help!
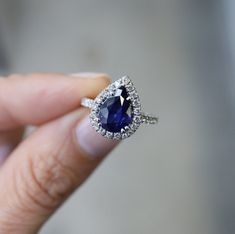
left=81, top=76, right=158, bottom=140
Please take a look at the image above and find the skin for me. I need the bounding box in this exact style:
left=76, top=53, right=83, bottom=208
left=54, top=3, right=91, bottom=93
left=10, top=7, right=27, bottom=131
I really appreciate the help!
left=0, top=73, right=119, bottom=233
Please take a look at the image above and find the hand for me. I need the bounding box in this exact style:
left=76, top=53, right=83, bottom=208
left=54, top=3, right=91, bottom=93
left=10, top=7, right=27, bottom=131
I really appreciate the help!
left=0, top=73, right=119, bottom=233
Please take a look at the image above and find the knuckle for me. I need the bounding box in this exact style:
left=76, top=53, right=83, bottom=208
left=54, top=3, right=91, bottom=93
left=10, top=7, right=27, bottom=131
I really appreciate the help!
left=26, top=152, right=77, bottom=210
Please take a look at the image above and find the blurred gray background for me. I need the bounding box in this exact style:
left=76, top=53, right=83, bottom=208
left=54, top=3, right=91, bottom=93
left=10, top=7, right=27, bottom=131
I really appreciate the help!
left=0, top=0, right=235, bottom=234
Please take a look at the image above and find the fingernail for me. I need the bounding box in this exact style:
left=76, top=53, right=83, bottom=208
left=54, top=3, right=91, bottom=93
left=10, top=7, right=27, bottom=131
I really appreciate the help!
left=0, top=144, right=12, bottom=164
left=70, top=72, right=109, bottom=79
left=75, top=116, right=119, bottom=158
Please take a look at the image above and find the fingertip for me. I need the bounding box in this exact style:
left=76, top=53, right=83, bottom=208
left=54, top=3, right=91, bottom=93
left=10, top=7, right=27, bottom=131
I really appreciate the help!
left=75, top=115, right=120, bottom=158
left=70, top=72, right=111, bottom=86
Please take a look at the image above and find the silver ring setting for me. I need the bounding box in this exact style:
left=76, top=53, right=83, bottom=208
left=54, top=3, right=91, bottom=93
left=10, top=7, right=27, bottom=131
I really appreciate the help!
left=81, top=76, right=158, bottom=140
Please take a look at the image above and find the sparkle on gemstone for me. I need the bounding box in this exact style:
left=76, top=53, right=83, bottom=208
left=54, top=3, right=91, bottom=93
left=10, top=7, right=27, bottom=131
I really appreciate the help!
left=98, top=86, right=133, bottom=132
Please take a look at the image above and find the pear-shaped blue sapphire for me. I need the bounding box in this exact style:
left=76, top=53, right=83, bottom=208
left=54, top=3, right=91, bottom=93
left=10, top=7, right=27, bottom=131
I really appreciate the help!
left=99, top=86, right=133, bottom=132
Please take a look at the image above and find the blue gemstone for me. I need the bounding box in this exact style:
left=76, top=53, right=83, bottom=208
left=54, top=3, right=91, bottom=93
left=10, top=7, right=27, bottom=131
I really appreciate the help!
left=99, top=86, right=133, bottom=132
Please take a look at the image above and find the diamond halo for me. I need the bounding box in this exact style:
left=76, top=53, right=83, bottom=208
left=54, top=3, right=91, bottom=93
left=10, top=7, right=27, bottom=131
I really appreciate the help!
left=81, top=76, right=158, bottom=140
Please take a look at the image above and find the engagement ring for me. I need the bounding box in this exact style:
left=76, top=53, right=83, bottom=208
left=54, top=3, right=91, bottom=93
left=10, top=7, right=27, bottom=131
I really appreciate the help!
left=81, top=76, right=158, bottom=140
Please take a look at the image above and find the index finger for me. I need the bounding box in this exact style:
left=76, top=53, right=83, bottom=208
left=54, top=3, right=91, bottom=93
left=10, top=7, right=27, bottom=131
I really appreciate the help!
left=0, top=73, right=110, bottom=130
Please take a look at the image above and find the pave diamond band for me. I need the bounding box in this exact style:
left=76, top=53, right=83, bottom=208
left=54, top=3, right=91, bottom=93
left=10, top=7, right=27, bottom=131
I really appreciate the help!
left=81, top=98, right=95, bottom=109
left=81, top=98, right=158, bottom=124
left=81, top=76, right=158, bottom=140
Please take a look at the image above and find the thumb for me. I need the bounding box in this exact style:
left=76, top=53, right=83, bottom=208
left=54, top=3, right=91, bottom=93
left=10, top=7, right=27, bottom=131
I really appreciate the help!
left=0, top=109, right=119, bottom=233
